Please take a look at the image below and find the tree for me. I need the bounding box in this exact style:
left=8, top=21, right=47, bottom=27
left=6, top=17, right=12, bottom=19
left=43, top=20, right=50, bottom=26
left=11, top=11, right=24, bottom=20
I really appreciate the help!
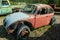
left=48, top=0, right=54, bottom=4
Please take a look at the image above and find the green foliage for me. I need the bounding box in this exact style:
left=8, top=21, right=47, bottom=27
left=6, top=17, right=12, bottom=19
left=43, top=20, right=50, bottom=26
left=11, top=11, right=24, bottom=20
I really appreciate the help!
left=48, top=0, right=54, bottom=4
left=38, top=0, right=48, bottom=4
left=9, top=0, right=60, bottom=6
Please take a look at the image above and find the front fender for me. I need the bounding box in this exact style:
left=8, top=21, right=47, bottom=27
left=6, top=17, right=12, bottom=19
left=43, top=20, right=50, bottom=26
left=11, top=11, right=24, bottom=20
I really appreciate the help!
left=4, top=12, right=29, bottom=28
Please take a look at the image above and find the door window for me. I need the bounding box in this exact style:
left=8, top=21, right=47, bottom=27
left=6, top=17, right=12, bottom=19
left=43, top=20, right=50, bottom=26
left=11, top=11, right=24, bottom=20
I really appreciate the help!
left=37, top=8, right=47, bottom=15
left=48, top=8, right=54, bottom=13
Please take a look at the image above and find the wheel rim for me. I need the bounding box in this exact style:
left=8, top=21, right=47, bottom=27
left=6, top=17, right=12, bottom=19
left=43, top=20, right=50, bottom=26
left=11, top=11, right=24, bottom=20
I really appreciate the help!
left=19, top=28, right=29, bottom=38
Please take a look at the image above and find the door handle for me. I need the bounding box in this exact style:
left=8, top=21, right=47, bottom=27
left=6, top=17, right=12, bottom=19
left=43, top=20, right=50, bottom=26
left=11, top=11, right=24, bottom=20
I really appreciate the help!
left=46, top=16, right=48, bottom=17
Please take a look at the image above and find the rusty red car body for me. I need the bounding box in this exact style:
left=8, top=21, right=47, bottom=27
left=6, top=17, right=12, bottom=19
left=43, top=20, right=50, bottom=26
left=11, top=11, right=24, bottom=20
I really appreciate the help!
left=3, top=4, right=55, bottom=34
left=24, top=4, right=54, bottom=28
left=3, top=4, right=55, bottom=40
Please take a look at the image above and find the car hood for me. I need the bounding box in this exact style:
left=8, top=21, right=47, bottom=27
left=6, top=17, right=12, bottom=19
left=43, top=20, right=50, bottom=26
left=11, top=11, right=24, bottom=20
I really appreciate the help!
left=4, top=12, right=29, bottom=28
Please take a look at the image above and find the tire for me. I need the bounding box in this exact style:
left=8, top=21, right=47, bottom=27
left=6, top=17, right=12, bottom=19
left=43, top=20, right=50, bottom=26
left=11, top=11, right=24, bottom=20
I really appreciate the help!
left=50, top=20, right=55, bottom=26
left=49, top=17, right=56, bottom=26
left=17, top=25, right=30, bottom=40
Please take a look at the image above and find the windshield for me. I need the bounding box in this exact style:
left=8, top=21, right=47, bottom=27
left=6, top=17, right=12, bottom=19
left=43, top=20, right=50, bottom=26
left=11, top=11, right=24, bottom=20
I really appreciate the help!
left=2, top=1, right=9, bottom=5
left=21, top=5, right=36, bottom=14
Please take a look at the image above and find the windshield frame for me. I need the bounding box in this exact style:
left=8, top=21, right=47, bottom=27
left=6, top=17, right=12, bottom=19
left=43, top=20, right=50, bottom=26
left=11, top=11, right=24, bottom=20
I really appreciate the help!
left=21, top=5, right=37, bottom=14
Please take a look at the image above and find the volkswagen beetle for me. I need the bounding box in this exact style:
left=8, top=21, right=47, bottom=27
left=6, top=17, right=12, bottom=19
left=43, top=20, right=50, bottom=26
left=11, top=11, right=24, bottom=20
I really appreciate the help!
left=3, top=4, right=55, bottom=40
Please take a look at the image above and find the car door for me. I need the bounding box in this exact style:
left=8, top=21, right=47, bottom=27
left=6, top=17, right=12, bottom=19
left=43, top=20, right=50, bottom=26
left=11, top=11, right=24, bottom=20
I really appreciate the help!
left=35, top=8, right=49, bottom=28
left=45, top=7, right=54, bottom=24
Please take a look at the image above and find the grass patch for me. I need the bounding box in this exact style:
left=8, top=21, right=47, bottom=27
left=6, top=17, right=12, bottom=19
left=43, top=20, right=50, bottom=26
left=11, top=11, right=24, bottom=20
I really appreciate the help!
left=30, top=25, right=51, bottom=37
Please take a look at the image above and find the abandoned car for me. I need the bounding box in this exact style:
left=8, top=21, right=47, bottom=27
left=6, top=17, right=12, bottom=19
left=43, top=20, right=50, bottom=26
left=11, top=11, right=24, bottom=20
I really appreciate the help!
left=0, top=0, right=12, bottom=15
left=3, top=4, right=55, bottom=40
left=0, top=0, right=20, bottom=15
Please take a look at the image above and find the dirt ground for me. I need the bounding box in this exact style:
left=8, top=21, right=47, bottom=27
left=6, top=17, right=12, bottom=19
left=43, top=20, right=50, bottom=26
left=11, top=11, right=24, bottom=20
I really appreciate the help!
left=0, top=14, right=60, bottom=40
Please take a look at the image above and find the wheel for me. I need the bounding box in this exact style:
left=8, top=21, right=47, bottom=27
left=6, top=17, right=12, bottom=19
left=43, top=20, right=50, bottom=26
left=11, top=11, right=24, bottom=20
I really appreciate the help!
left=49, top=17, right=56, bottom=26
left=50, top=20, right=55, bottom=26
left=17, top=25, right=30, bottom=40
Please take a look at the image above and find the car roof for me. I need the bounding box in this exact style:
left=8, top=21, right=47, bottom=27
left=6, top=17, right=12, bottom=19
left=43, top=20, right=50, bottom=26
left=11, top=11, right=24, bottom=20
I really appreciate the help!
left=29, top=4, right=51, bottom=8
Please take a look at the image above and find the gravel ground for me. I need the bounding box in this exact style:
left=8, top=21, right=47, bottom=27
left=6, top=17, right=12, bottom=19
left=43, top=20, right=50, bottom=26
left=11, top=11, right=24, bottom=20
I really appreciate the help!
left=0, top=14, right=60, bottom=40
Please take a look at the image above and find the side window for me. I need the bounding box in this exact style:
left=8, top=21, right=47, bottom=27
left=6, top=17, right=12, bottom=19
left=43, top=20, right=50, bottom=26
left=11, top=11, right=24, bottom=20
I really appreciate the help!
left=32, top=7, right=36, bottom=14
left=37, top=8, right=46, bottom=15
left=48, top=8, right=54, bottom=13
